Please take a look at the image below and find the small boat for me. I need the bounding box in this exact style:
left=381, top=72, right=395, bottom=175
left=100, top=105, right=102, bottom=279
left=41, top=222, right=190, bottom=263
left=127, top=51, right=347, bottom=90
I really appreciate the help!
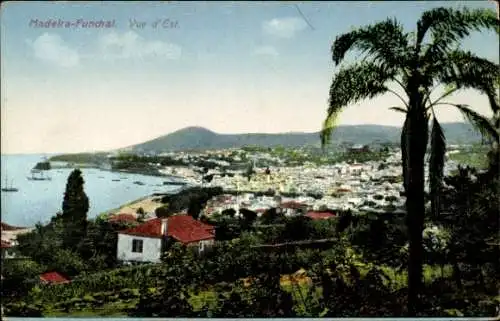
left=112, top=179, right=121, bottom=182
left=1, top=187, right=18, bottom=192
left=133, top=181, right=145, bottom=185
left=27, top=170, right=51, bottom=181
left=2, top=176, right=19, bottom=192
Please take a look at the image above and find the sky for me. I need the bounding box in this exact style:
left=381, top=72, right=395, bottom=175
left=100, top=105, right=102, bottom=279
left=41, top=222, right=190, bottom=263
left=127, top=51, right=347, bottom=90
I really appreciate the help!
left=1, top=1, right=498, bottom=154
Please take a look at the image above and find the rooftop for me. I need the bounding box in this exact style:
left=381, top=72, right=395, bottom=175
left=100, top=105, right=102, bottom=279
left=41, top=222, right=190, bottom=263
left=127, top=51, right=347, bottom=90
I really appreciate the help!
left=305, top=211, right=336, bottom=220
left=40, top=271, right=70, bottom=284
left=119, top=215, right=215, bottom=244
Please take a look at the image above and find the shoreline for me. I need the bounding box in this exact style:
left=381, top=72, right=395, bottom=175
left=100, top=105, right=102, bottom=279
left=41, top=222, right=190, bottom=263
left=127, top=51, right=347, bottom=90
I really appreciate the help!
left=49, top=162, right=189, bottom=182
left=101, top=185, right=187, bottom=217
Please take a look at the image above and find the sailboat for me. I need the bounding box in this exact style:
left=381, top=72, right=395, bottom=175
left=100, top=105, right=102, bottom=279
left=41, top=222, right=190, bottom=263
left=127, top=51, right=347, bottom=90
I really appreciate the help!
left=27, top=169, right=52, bottom=181
left=2, top=176, right=18, bottom=192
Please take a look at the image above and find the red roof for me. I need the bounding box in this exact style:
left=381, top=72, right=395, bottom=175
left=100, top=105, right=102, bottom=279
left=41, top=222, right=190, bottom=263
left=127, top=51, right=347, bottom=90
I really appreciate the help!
left=120, top=215, right=215, bottom=244
left=305, top=211, right=336, bottom=220
left=168, top=215, right=215, bottom=245
left=280, top=201, right=306, bottom=209
left=108, top=213, right=137, bottom=223
left=1, top=240, right=12, bottom=248
left=40, top=272, right=70, bottom=284
left=120, top=218, right=163, bottom=238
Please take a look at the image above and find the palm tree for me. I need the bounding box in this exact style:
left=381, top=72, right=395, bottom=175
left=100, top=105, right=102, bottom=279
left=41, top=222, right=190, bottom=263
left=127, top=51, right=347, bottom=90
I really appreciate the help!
left=320, top=7, right=499, bottom=315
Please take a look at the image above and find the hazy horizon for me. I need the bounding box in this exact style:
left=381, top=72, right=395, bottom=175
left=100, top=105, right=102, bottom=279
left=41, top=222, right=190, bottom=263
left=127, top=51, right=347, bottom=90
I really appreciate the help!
left=1, top=1, right=498, bottom=154
left=0, top=121, right=476, bottom=155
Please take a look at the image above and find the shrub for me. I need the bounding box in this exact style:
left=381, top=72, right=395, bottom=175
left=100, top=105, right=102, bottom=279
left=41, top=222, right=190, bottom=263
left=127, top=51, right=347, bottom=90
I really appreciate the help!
left=155, top=206, right=171, bottom=218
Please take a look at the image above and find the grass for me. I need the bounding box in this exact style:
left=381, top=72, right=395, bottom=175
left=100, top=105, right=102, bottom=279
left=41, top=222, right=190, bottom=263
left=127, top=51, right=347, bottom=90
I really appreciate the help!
left=448, top=149, right=489, bottom=169
left=189, top=290, right=218, bottom=311
left=44, top=300, right=135, bottom=317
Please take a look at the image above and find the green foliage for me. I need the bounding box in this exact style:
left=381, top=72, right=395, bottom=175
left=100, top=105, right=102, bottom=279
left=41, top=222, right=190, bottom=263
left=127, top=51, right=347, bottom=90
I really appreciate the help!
left=4, top=302, right=43, bottom=317
left=136, top=207, right=146, bottom=222
left=214, top=217, right=242, bottom=241
left=448, top=147, right=490, bottom=169
left=239, top=208, right=258, bottom=228
left=33, top=161, right=51, bottom=170
left=322, top=5, right=499, bottom=315
left=154, top=205, right=171, bottom=218
left=280, top=216, right=312, bottom=241
left=221, top=208, right=236, bottom=218
left=158, top=187, right=223, bottom=217
left=1, top=260, right=45, bottom=299
left=260, top=207, right=285, bottom=225
left=188, top=199, right=203, bottom=220
left=61, top=169, right=89, bottom=250
left=49, top=152, right=109, bottom=164
left=50, top=249, right=88, bottom=277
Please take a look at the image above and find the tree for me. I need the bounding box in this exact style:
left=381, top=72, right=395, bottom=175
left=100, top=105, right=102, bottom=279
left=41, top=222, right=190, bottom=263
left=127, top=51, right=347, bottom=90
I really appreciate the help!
left=239, top=208, right=257, bottom=228
left=260, top=207, right=284, bottom=225
left=155, top=205, right=172, bottom=218
left=1, top=260, right=44, bottom=299
left=221, top=208, right=236, bottom=218
left=320, top=7, right=499, bottom=315
left=61, top=169, right=89, bottom=250
left=245, top=161, right=255, bottom=181
left=251, top=273, right=296, bottom=317
left=136, top=207, right=146, bottom=222
left=281, top=216, right=311, bottom=241
left=437, top=167, right=500, bottom=292
left=187, top=199, right=203, bottom=220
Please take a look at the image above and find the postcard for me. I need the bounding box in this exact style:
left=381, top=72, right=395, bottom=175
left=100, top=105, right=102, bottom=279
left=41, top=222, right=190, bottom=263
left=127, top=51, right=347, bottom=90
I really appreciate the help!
left=1, top=1, right=499, bottom=319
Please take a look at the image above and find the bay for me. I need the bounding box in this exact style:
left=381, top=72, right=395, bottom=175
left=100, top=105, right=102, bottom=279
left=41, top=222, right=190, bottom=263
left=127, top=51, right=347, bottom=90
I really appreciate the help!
left=1, top=154, right=181, bottom=227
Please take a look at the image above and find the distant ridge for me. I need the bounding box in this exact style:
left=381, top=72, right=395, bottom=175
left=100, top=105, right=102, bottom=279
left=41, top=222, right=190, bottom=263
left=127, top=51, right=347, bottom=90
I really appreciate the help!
left=123, top=123, right=483, bottom=153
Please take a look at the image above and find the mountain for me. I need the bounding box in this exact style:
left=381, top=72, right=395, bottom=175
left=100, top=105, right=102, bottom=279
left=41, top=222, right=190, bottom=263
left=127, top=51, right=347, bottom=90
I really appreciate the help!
left=124, top=123, right=483, bottom=153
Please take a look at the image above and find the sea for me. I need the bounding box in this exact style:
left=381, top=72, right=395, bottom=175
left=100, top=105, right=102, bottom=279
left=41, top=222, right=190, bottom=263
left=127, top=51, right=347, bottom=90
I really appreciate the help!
left=1, top=154, right=182, bottom=227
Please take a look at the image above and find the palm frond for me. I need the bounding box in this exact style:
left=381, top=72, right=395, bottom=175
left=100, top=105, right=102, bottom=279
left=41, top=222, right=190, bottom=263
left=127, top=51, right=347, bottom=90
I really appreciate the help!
left=424, top=84, right=458, bottom=108
left=321, top=62, right=393, bottom=146
left=331, top=18, right=410, bottom=70
left=429, top=116, right=446, bottom=218
left=417, top=7, right=498, bottom=56
left=389, top=106, right=407, bottom=113
left=453, top=103, right=499, bottom=143
left=434, top=50, right=500, bottom=113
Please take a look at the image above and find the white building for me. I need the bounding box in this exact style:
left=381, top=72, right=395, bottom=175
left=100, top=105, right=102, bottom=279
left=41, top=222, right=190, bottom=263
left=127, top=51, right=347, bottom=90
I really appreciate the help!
left=117, top=215, right=215, bottom=264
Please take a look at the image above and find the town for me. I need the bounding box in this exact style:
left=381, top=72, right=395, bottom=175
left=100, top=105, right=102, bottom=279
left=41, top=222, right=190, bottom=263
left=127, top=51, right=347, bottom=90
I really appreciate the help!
left=3, top=141, right=496, bottom=317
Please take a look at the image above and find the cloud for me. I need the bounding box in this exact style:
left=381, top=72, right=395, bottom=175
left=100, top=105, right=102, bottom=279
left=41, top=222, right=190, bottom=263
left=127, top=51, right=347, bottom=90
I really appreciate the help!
left=262, top=17, right=307, bottom=38
left=28, top=33, right=80, bottom=67
left=253, top=45, right=279, bottom=57
left=98, top=31, right=182, bottom=60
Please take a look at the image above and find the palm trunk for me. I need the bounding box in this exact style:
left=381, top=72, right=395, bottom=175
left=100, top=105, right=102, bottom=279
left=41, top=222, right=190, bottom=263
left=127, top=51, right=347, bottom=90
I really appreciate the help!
left=405, top=106, right=428, bottom=316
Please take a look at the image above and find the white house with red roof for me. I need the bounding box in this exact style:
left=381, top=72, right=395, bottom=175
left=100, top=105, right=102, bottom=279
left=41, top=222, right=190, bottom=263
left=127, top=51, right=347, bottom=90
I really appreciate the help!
left=116, top=214, right=215, bottom=263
